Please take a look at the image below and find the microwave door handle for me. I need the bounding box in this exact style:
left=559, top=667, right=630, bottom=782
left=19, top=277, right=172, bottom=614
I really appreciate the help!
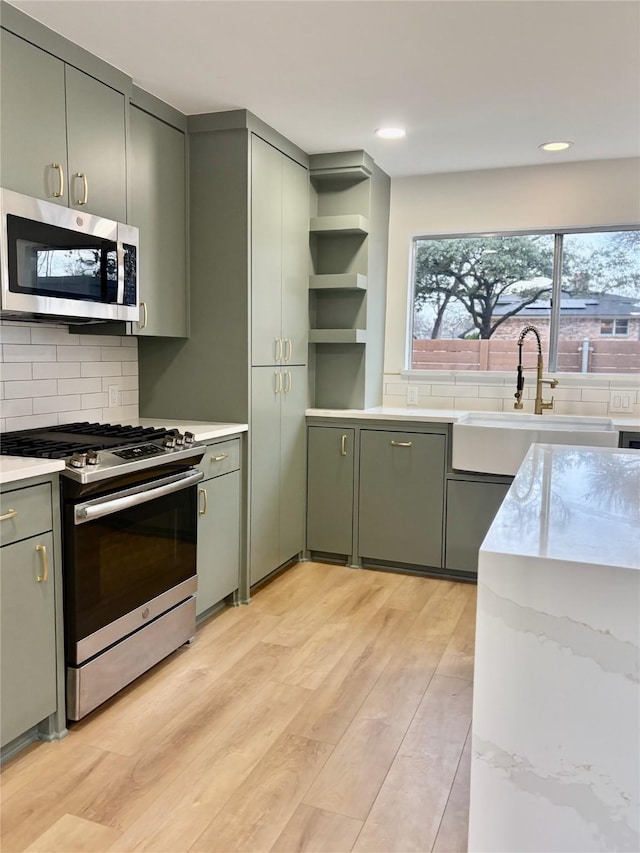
left=74, top=469, right=204, bottom=525
left=116, top=241, right=125, bottom=305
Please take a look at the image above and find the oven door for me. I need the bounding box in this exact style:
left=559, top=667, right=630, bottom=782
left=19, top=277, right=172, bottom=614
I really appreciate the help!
left=64, top=468, right=203, bottom=665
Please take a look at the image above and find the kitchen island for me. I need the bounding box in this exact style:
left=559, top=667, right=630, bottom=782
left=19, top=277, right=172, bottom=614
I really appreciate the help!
left=468, top=443, right=640, bottom=852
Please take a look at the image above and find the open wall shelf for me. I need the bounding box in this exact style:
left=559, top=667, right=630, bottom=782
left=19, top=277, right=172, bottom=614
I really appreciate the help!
left=309, top=273, right=368, bottom=291
left=310, top=215, right=369, bottom=235
left=309, top=329, right=367, bottom=344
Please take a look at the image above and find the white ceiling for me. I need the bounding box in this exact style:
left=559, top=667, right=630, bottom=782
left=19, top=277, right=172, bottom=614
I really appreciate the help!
left=7, top=0, right=640, bottom=178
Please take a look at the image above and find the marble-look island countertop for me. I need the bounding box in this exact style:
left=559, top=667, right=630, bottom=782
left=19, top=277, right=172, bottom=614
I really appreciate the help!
left=468, top=443, right=640, bottom=852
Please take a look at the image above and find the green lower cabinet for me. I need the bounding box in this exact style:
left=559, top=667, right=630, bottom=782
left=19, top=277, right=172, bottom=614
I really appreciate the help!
left=1, top=532, right=58, bottom=747
left=358, top=430, right=446, bottom=567
left=196, top=439, right=242, bottom=617
left=307, top=426, right=355, bottom=556
left=445, top=478, right=511, bottom=574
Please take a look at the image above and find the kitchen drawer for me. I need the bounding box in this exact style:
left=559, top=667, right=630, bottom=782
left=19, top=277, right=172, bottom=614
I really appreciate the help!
left=197, top=438, right=241, bottom=480
left=0, top=483, right=52, bottom=547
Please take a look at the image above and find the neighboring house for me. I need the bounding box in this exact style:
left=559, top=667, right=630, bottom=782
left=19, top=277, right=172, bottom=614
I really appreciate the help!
left=490, top=292, right=640, bottom=340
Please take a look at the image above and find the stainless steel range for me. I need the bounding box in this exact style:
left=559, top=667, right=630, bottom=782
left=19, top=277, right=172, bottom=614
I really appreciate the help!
left=1, top=422, right=205, bottom=721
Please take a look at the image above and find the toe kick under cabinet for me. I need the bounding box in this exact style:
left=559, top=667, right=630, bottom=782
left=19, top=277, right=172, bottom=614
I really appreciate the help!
left=0, top=475, right=66, bottom=758
left=195, top=437, right=242, bottom=619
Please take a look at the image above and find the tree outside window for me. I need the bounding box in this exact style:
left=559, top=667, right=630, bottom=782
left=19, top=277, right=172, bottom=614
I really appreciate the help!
left=411, top=229, right=640, bottom=374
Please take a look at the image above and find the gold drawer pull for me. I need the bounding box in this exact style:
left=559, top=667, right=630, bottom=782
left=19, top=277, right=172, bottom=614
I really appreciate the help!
left=198, top=487, right=208, bottom=516
left=211, top=453, right=229, bottom=463
left=35, top=544, right=49, bottom=582
left=390, top=441, right=412, bottom=447
left=340, top=434, right=348, bottom=456
left=0, top=509, right=17, bottom=522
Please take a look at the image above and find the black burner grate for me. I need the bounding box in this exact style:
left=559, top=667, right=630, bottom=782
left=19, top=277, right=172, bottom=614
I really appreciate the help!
left=0, top=422, right=173, bottom=459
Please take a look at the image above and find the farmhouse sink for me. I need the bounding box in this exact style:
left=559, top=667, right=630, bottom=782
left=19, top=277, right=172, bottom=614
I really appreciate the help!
left=452, top=412, right=618, bottom=475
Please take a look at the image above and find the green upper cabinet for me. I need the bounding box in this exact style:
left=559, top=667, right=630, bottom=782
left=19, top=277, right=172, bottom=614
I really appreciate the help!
left=251, top=134, right=308, bottom=367
left=130, top=105, right=188, bottom=337
left=0, top=30, right=68, bottom=204
left=0, top=29, right=127, bottom=221
left=65, top=65, right=127, bottom=222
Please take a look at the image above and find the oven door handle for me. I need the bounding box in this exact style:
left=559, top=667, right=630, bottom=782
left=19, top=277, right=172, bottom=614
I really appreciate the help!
left=74, top=470, right=204, bottom=525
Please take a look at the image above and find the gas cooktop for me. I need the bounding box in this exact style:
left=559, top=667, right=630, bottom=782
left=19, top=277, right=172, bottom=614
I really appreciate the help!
left=1, top=422, right=203, bottom=484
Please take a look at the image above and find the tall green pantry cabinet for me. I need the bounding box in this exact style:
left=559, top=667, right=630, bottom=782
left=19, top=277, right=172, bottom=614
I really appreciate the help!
left=138, top=111, right=309, bottom=594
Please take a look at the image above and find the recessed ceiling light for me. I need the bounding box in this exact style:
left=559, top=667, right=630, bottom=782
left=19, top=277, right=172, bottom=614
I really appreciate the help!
left=375, top=127, right=406, bottom=140
left=539, top=141, right=573, bottom=152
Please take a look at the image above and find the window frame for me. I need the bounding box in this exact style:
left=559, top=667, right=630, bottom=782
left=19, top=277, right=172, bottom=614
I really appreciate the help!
left=407, top=224, right=640, bottom=374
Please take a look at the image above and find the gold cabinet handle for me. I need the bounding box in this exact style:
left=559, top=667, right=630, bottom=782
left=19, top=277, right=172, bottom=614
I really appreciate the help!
left=139, top=301, right=148, bottom=329
left=210, top=453, right=228, bottom=463
left=340, top=434, right=347, bottom=456
left=0, top=508, right=17, bottom=522
left=284, top=370, right=292, bottom=393
left=75, top=172, right=88, bottom=205
left=390, top=440, right=412, bottom=447
left=51, top=163, right=64, bottom=198
left=35, top=544, right=49, bottom=582
left=284, top=338, right=292, bottom=362
left=275, top=370, right=282, bottom=394
left=198, top=487, right=208, bottom=516
left=274, top=338, right=282, bottom=362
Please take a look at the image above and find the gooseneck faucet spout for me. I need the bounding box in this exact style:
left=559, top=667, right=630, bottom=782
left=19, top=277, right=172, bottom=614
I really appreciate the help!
left=514, top=325, right=558, bottom=414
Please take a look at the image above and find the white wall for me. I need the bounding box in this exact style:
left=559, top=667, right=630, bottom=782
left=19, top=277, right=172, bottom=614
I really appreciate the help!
left=0, top=321, right=138, bottom=432
left=383, top=157, right=640, bottom=415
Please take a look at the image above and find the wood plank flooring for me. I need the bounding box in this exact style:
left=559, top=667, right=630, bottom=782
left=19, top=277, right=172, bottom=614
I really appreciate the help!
left=1, top=562, right=475, bottom=853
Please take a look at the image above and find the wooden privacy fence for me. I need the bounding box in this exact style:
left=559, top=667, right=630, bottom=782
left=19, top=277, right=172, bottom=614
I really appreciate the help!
left=412, top=338, right=640, bottom=372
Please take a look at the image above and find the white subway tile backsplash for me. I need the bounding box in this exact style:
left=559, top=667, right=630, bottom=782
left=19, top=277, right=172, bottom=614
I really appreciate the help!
left=79, top=334, right=123, bottom=347
left=32, top=362, right=81, bottom=380
left=2, top=398, right=33, bottom=418
left=121, top=390, right=137, bottom=406
left=33, top=395, right=82, bottom=414
left=101, top=375, right=138, bottom=392
left=56, top=345, right=102, bottom=362
left=30, top=326, right=77, bottom=345
left=58, top=408, right=104, bottom=425
left=554, top=400, right=609, bottom=416
left=81, top=362, right=123, bottom=377
left=57, top=377, right=103, bottom=395
left=451, top=384, right=480, bottom=398
left=4, top=379, right=58, bottom=399
left=6, top=413, right=58, bottom=431
left=0, top=325, right=31, bottom=344
left=122, top=362, right=138, bottom=376
left=103, top=346, right=136, bottom=361
left=478, top=385, right=514, bottom=399
left=0, top=363, right=32, bottom=381
left=580, top=388, right=611, bottom=403
left=121, top=337, right=138, bottom=347
left=81, top=392, right=108, bottom=409
left=3, top=344, right=57, bottom=362
left=104, top=404, right=138, bottom=423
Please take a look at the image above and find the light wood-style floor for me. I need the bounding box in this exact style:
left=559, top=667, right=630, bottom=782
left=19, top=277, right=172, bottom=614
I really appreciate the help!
left=1, top=562, right=476, bottom=853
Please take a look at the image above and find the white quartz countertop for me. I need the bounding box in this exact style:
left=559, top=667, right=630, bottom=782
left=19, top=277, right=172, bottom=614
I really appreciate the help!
left=469, top=442, right=640, bottom=851
left=133, top=419, right=248, bottom=442
left=0, top=456, right=65, bottom=486
left=306, top=407, right=639, bottom=431
left=483, top=443, right=640, bottom=570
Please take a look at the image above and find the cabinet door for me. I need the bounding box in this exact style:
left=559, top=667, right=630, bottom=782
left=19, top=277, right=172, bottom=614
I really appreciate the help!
left=1, top=533, right=57, bottom=747
left=130, top=106, right=187, bottom=337
left=196, top=471, right=241, bottom=616
left=307, top=426, right=354, bottom=555
left=250, top=366, right=282, bottom=584
left=281, top=155, right=309, bottom=366
left=358, top=430, right=445, bottom=567
left=251, top=135, right=282, bottom=366
left=279, top=365, right=306, bottom=565
left=445, top=479, right=510, bottom=574
left=65, top=66, right=127, bottom=222
left=0, top=31, right=68, bottom=203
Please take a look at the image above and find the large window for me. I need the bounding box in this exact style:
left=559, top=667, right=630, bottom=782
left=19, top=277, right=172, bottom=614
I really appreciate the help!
left=410, top=229, right=640, bottom=374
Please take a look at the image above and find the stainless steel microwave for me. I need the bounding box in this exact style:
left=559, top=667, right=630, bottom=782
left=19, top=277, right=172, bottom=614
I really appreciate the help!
left=0, top=188, right=139, bottom=323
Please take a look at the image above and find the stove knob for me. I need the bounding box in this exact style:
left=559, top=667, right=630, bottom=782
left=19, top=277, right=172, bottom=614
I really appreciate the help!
left=184, top=431, right=195, bottom=445
left=86, top=450, right=100, bottom=465
left=69, top=452, right=87, bottom=469
left=174, top=432, right=185, bottom=446
left=163, top=436, right=176, bottom=449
